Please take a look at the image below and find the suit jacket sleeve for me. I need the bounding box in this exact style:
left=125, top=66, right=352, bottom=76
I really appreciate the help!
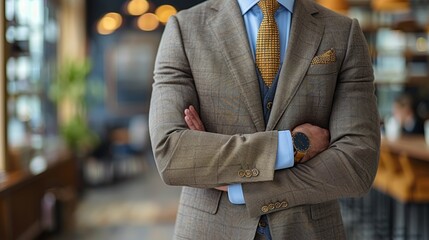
left=149, top=16, right=278, bottom=188
left=241, top=19, right=381, bottom=217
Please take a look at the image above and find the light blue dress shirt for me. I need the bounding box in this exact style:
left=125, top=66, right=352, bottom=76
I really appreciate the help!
left=228, top=0, right=296, bottom=205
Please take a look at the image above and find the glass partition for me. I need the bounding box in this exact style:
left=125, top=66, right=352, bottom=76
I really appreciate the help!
left=1, top=0, right=6, bottom=171
left=4, top=0, right=58, bottom=171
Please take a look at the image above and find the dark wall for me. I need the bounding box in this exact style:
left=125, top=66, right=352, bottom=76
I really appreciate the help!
left=86, top=0, right=206, bottom=37
left=85, top=0, right=205, bottom=135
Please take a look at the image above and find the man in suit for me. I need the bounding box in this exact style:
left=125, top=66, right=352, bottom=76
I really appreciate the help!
left=149, top=0, right=380, bottom=239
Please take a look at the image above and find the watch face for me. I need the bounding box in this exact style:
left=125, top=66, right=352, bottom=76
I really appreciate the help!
left=294, top=132, right=310, bottom=152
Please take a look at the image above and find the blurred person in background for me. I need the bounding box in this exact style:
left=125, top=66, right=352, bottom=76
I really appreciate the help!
left=392, top=93, right=425, bottom=135
left=149, top=0, right=380, bottom=239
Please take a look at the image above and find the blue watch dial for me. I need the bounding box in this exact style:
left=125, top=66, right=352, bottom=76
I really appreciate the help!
left=293, top=132, right=310, bottom=152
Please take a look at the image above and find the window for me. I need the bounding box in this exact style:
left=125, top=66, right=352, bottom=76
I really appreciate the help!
left=3, top=0, right=58, bottom=172
left=1, top=0, right=6, bottom=171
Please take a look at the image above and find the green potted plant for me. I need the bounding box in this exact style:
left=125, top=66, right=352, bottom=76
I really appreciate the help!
left=50, top=60, right=100, bottom=153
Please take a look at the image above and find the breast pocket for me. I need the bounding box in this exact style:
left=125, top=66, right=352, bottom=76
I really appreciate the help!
left=306, top=62, right=338, bottom=76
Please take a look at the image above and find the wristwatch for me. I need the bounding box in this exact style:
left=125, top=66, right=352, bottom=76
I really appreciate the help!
left=292, top=132, right=310, bottom=164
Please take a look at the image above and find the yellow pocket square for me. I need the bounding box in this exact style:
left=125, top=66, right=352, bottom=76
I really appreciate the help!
left=311, top=48, right=336, bottom=65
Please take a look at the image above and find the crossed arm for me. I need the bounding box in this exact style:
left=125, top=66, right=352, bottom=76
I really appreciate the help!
left=184, top=105, right=330, bottom=193
left=149, top=16, right=380, bottom=217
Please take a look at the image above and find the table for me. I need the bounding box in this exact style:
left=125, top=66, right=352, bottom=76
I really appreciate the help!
left=381, top=135, right=429, bottom=162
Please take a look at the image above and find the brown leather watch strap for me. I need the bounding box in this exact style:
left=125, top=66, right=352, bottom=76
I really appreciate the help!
left=294, top=150, right=306, bottom=164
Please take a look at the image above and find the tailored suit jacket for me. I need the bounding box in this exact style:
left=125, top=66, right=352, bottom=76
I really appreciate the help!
left=149, top=0, right=380, bottom=239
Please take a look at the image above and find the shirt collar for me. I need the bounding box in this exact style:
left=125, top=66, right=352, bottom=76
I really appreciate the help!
left=237, top=0, right=295, bottom=15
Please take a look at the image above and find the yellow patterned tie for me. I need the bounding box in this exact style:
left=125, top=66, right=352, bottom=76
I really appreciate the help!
left=256, top=0, right=280, bottom=88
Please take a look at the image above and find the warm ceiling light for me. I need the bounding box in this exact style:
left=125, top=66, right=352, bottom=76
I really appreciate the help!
left=371, top=0, right=409, bottom=12
left=97, top=12, right=122, bottom=35
left=137, top=13, right=160, bottom=31
left=317, top=0, right=348, bottom=14
left=97, top=19, right=115, bottom=35
left=155, top=5, right=177, bottom=24
left=105, top=12, right=123, bottom=27
left=127, top=0, right=149, bottom=16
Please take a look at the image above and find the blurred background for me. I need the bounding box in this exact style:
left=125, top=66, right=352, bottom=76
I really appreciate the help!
left=1, top=0, right=429, bottom=239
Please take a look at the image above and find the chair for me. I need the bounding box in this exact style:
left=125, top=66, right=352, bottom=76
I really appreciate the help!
left=384, top=153, right=429, bottom=239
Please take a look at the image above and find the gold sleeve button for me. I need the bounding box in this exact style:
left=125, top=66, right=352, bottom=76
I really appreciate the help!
left=275, top=202, right=281, bottom=209
left=268, top=203, right=275, bottom=210
left=245, top=169, right=253, bottom=178
left=261, top=205, right=269, bottom=213
left=238, top=170, right=245, bottom=178
left=281, top=201, right=288, bottom=208
left=251, top=168, right=259, bottom=177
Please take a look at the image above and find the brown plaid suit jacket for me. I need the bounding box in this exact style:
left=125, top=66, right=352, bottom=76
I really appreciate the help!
left=149, top=0, right=380, bottom=239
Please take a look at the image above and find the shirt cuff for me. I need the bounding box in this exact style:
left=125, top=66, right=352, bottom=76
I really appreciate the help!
left=227, top=131, right=293, bottom=205
left=228, top=184, right=245, bottom=204
left=275, top=130, right=294, bottom=170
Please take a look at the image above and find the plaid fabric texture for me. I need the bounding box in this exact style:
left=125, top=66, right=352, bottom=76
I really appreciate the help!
left=256, top=0, right=280, bottom=88
left=150, top=0, right=380, bottom=238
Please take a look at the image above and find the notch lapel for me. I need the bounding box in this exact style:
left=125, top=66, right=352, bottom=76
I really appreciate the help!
left=266, top=0, right=325, bottom=130
left=208, top=0, right=265, bottom=132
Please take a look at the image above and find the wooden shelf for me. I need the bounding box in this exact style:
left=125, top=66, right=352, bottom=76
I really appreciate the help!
left=0, top=150, right=77, bottom=240
left=375, top=76, right=429, bottom=86
left=373, top=49, right=429, bottom=58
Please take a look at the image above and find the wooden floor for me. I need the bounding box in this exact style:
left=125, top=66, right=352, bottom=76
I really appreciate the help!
left=45, top=164, right=181, bottom=240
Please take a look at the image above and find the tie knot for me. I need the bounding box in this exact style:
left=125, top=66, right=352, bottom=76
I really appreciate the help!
left=258, top=0, right=279, bottom=16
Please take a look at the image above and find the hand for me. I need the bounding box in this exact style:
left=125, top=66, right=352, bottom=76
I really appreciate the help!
left=292, top=123, right=330, bottom=163
left=184, top=106, right=227, bottom=192
left=184, top=105, right=205, bottom=131
left=215, top=186, right=228, bottom=192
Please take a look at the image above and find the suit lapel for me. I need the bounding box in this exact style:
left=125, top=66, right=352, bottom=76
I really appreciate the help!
left=266, top=0, right=325, bottom=130
left=208, top=0, right=265, bottom=132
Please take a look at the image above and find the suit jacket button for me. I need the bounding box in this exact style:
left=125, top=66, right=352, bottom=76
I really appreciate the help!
left=268, top=203, right=275, bottom=210
left=238, top=170, right=245, bottom=178
left=275, top=202, right=281, bottom=209
left=261, top=205, right=269, bottom=213
left=245, top=169, right=252, bottom=178
left=251, top=168, right=259, bottom=177
left=281, top=201, right=288, bottom=208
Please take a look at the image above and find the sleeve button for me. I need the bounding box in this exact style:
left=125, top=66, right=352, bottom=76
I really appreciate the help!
left=251, top=168, right=259, bottom=177
left=238, top=170, right=245, bottom=178
left=261, top=205, right=269, bottom=213
left=281, top=201, right=288, bottom=208
left=245, top=169, right=253, bottom=178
